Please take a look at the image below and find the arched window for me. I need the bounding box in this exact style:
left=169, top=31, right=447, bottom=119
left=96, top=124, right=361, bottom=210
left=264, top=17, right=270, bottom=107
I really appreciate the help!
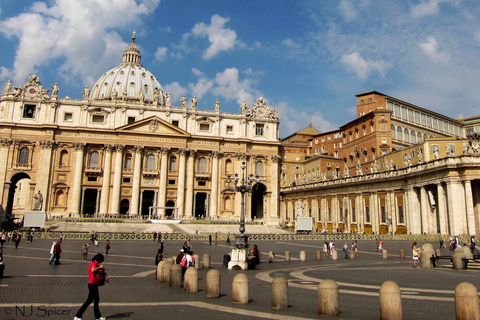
left=417, top=132, right=422, bottom=143
left=391, top=124, right=396, bottom=139
left=88, top=151, right=99, bottom=167
left=255, top=161, right=263, bottom=176
left=397, top=127, right=403, bottom=141
left=404, top=128, right=409, bottom=143
left=18, top=147, right=29, bottom=165
left=410, top=130, right=416, bottom=144
left=146, top=154, right=155, bottom=170
left=225, top=159, right=233, bottom=174
left=198, top=157, right=207, bottom=173
left=124, top=153, right=132, bottom=170
left=169, top=156, right=176, bottom=171
left=59, top=150, right=68, bottom=167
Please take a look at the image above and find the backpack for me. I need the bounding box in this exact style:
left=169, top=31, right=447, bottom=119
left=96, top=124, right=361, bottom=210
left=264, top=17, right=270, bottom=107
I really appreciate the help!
left=92, top=269, right=109, bottom=286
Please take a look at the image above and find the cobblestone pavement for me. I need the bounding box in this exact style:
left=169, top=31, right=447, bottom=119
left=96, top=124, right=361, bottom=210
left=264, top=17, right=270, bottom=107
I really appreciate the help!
left=0, top=238, right=478, bottom=320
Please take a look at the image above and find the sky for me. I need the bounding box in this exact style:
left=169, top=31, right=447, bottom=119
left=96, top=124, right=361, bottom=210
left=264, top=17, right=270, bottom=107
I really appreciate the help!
left=0, top=0, right=479, bottom=138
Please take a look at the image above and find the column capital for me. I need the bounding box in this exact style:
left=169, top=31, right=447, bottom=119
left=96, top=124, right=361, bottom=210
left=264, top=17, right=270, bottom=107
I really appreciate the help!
left=178, top=148, right=188, bottom=156
left=133, top=145, right=144, bottom=153
left=235, top=152, right=248, bottom=161
left=187, top=149, right=197, bottom=157
left=159, top=147, right=170, bottom=155
left=1, top=138, right=13, bottom=147
left=212, top=151, right=223, bottom=159
left=115, top=144, right=125, bottom=153
left=73, top=142, right=86, bottom=151
left=271, top=155, right=281, bottom=163
left=104, top=144, right=115, bottom=152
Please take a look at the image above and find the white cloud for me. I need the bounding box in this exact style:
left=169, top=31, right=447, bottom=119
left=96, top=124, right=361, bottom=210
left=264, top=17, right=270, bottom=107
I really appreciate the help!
left=411, top=0, right=441, bottom=18
left=187, top=14, right=240, bottom=60
left=282, top=38, right=300, bottom=48
left=339, top=1, right=357, bottom=21
left=340, top=52, right=391, bottom=80
left=276, top=101, right=334, bottom=137
left=164, top=81, right=187, bottom=104
left=188, top=68, right=214, bottom=100
left=0, top=0, right=161, bottom=86
left=154, top=47, right=168, bottom=62
left=420, top=36, right=448, bottom=62
left=212, top=67, right=258, bottom=105
left=0, top=66, right=11, bottom=80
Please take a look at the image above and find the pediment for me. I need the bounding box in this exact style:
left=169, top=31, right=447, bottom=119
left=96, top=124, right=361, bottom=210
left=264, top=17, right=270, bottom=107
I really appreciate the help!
left=117, top=116, right=190, bottom=136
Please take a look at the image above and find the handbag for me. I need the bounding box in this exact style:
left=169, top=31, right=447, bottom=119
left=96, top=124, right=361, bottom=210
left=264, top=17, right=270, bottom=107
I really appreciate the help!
left=92, top=269, right=109, bottom=286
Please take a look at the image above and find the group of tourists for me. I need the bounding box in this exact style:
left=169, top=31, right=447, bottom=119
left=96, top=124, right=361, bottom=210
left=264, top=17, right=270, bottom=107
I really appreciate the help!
left=0, top=230, right=23, bottom=248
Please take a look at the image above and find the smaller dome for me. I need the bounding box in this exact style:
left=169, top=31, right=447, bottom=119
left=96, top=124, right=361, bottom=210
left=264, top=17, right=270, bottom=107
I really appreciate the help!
left=89, top=33, right=165, bottom=103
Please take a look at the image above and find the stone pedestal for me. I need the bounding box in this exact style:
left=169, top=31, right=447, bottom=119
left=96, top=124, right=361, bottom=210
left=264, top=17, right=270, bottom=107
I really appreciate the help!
left=228, top=248, right=249, bottom=270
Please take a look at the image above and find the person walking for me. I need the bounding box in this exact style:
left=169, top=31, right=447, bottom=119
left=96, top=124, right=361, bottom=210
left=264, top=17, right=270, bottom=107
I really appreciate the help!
left=153, top=231, right=157, bottom=243
left=82, top=243, right=90, bottom=261
left=49, top=241, right=56, bottom=261
left=352, top=241, right=358, bottom=257
left=14, top=231, right=22, bottom=249
left=412, top=242, right=420, bottom=268
left=343, top=243, right=349, bottom=259
left=104, top=240, right=111, bottom=255
left=323, top=242, right=328, bottom=256
left=49, top=239, right=62, bottom=264
left=74, top=253, right=106, bottom=320
left=470, top=236, right=476, bottom=253
left=154, top=248, right=163, bottom=279
left=226, top=233, right=231, bottom=245
left=208, top=234, right=212, bottom=245
left=378, top=239, right=383, bottom=253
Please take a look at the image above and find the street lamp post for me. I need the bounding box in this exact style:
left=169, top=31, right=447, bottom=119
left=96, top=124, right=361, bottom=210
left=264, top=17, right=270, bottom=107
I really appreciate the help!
left=226, top=161, right=259, bottom=250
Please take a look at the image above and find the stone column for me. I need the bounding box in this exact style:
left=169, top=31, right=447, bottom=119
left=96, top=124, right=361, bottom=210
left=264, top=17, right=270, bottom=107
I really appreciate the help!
left=130, top=146, right=143, bottom=216
left=71, top=143, right=85, bottom=216
left=420, top=186, right=429, bottom=234
left=176, top=148, right=187, bottom=218
left=184, top=150, right=195, bottom=219
left=371, top=193, right=379, bottom=234
left=464, top=180, right=475, bottom=235
left=437, top=182, right=449, bottom=235
left=99, top=145, right=113, bottom=216
left=110, top=145, right=124, bottom=214
left=157, top=147, right=169, bottom=218
left=0, top=139, right=12, bottom=216
left=36, top=141, right=55, bottom=212
left=447, top=181, right=467, bottom=235
left=209, top=151, right=221, bottom=218
left=269, top=155, right=281, bottom=224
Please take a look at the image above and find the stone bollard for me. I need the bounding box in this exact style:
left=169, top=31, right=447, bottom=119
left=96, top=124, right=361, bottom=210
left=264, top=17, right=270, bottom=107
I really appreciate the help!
left=285, top=251, right=290, bottom=262
left=318, top=279, right=339, bottom=316
left=455, top=282, right=480, bottom=320
left=232, top=273, right=249, bottom=304
left=203, top=254, right=211, bottom=269
left=156, top=261, right=166, bottom=280
left=271, top=277, right=288, bottom=310
left=349, top=250, right=355, bottom=260
left=400, top=249, right=405, bottom=259
left=300, top=250, right=306, bottom=261
left=462, top=246, right=473, bottom=260
left=169, top=264, right=183, bottom=288
left=420, top=244, right=435, bottom=268
left=169, top=257, right=176, bottom=264
left=161, top=261, right=172, bottom=285
left=435, top=248, right=441, bottom=257
left=194, top=254, right=201, bottom=269
left=379, top=281, right=402, bottom=320
left=269, top=251, right=275, bottom=263
left=316, top=250, right=322, bottom=261
left=382, top=250, right=388, bottom=259
left=184, top=267, right=198, bottom=293
left=205, top=269, right=221, bottom=298
left=332, top=250, right=338, bottom=261
left=452, top=248, right=465, bottom=270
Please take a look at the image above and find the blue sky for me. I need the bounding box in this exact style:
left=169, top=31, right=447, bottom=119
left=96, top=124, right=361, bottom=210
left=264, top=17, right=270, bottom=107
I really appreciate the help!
left=1, top=0, right=479, bottom=137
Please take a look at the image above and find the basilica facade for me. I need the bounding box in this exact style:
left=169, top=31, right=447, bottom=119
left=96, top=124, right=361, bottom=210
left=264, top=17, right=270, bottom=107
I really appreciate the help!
left=0, top=35, right=281, bottom=225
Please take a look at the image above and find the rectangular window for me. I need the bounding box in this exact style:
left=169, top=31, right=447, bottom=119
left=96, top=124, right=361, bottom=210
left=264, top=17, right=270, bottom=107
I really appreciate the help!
left=87, top=176, right=97, bottom=182
left=318, top=208, right=321, bottom=221
left=421, top=114, right=426, bottom=126
left=23, top=104, right=36, bottom=118
left=255, top=124, right=264, bottom=136
left=394, top=104, right=401, bottom=117
left=365, top=206, right=370, bottom=223
left=387, top=101, right=393, bottom=111
left=64, top=112, right=73, bottom=121
left=427, top=116, right=432, bottom=128
left=199, top=123, right=210, bottom=131
left=415, top=111, right=421, bottom=124
left=92, top=114, right=105, bottom=123
left=381, top=206, right=386, bottom=223
left=339, top=208, right=343, bottom=222
left=352, top=207, right=356, bottom=223
left=128, top=116, right=136, bottom=125
left=168, top=179, right=176, bottom=185
left=123, top=177, right=131, bottom=183
left=172, top=120, right=179, bottom=127
left=408, top=109, right=414, bottom=122
left=328, top=208, right=332, bottom=221
left=226, top=125, right=233, bottom=133
left=398, top=205, right=404, bottom=224
left=401, top=107, right=408, bottom=120
left=198, top=180, right=206, bottom=186
left=432, top=118, right=438, bottom=129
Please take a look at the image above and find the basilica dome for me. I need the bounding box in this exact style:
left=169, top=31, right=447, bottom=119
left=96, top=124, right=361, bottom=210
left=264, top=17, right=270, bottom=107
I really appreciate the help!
left=89, top=34, right=165, bottom=103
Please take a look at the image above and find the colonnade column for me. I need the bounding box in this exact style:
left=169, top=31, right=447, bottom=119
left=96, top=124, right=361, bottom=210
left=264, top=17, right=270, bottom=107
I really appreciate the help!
left=99, top=145, right=113, bottom=216
left=0, top=139, right=12, bottom=216
left=209, top=151, right=221, bottom=218
left=157, top=147, right=169, bottom=218
left=35, top=141, right=55, bottom=212
left=176, top=149, right=187, bottom=219
left=269, top=155, right=281, bottom=223
left=371, top=192, right=378, bottom=234
left=130, top=146, right=143, bottom=216
left=110, top=145, right=124, bottom=214
left=71, top=143, right=85, bottom=216
left=464, top=180, right=475, bottom=235
left=387, top=191, right=395, bottom=234
left=184, top=150, right=195, bottom=219
left=437, top=183, right=448, bottom=234
left=420, top=187, right=430, bottom=234
left=446, top=181, right=466, bottom=235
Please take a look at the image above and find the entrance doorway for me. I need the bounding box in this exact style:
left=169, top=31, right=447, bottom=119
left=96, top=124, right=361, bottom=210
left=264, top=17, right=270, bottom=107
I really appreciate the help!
left=141, top=190, right=155, bottom=216
left=5, top=172, right=31, bottom=219
left=166, top=200, right=175, bottom=218
left=195, top=193, right=207, bottom=218
left=82, top=189, right=97, bottom=217
left=251, top=183, right=266, bottom=220
left=120, top=199, right=129, bottom=215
